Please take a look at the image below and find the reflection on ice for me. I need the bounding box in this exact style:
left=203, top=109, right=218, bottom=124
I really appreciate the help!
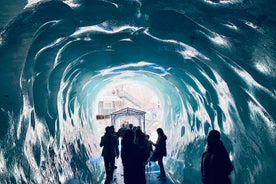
left=0, top=0, right=275, bottom=183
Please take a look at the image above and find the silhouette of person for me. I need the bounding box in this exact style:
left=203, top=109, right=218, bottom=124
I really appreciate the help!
left=145, top=134, right=153, bottom=161
left=201, top=130, right=234, bottom=184
left=121, top=129, right=147, bottom=184
left=110, top=125, right=119, bottom=169
left=128, top=123, right=134, bottom=131
left=134, top=128, right=151, bottom=182
left=100, top=126, right=119, bottom=183
left=151, top=128, right=167, bottom=180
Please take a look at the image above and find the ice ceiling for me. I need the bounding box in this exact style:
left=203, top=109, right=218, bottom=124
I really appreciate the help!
left=0, top=0, right=275, bottom=183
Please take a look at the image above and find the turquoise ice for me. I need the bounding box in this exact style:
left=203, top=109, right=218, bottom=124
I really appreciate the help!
left=0, top=0, right=275, bottom=183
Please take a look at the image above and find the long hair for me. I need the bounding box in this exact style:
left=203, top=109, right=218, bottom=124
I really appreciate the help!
left=157, top=128, right=165, bottom=137
left=207, top=130, right=220, bottom=152
left=122, top=129, right=135, bottom=146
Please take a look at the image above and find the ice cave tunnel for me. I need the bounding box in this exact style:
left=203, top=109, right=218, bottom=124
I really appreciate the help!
left=0, top=0, right=275, bottom=184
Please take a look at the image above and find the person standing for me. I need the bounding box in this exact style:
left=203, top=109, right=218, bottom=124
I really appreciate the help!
left=121, top=129, right=147, bottom=184
left=151, top=128, right=167, bottom=180
left=134, top=128, right=150, bottom=183
left=201, top=130, right=234, bottom=184
left=100, top=126, right=119, bottom=183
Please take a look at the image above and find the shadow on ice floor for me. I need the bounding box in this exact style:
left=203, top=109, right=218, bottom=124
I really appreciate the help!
left=110, top=158, right=174, bottom=184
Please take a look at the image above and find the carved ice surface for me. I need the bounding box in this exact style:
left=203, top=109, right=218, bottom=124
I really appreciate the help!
left=0, top=0, right=275, bottom=183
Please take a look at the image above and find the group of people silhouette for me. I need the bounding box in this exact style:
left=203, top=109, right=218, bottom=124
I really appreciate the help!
left=100, top=124, right=167, bottom=184
left=100, top=124, right=233, bottom=184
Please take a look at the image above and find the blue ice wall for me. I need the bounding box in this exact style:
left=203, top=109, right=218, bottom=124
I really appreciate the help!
left=0, top=0, right=275, bottom=183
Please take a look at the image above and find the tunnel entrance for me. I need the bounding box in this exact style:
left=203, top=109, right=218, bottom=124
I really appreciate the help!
left=94, top=82, right=163, bottom=137
left=110, top=107, right=146, bottom=132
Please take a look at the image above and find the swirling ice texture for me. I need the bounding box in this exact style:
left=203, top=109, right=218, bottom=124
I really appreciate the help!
left=0, top=0, right=275, bottom=183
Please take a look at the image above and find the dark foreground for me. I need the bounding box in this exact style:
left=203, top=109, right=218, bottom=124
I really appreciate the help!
left=111, top=158, right=174, bottom=184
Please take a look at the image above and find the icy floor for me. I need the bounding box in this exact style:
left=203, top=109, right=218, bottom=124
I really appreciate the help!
left=108, top=157, right=174, bottom=184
